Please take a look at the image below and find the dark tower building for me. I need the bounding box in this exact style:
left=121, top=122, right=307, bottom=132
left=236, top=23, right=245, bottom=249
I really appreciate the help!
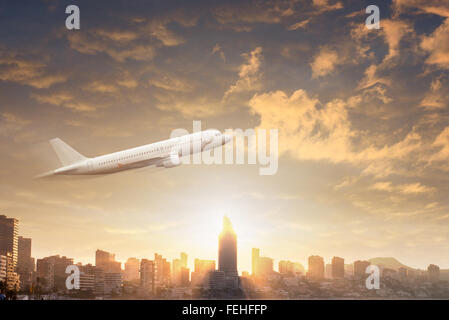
left=218, top=216, right=237, bottom=276
left=0, top=215, right=18, bottom=271
left=18, top=236, right=34, bottom=290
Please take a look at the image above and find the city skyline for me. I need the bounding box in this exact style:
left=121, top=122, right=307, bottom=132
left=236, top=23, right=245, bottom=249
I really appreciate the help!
left=2, top=212, right=448, bottom=300
left=1, top=0, right=449, bottom=273
left=2, top=212, right=446, bottom=276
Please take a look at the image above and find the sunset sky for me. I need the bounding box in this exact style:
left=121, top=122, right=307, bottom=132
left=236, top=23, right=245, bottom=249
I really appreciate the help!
left=1, top=0, right=449, bottom=273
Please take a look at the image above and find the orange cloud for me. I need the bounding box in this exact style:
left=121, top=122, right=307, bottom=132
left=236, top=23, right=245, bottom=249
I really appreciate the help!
left=393, top=0, right=449, bottom=18
left=421, top=18, right=449, bottom=69
left=0, top=53, right=66, bottom=88
left=223, top=47, right=263, bottom=99
left=32, top=92, right=97, bottom=112
left=310, top=47, right=342, bottom=78
left=248, top=88, right=422, bottom=174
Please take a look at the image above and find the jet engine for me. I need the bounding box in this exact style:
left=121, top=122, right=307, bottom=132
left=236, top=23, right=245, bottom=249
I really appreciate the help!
left=157, top=151, right=181, bottom=168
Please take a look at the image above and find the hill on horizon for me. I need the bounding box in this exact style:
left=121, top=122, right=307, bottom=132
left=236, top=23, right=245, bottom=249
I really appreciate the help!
left=368, top=257, right=416, bottom=271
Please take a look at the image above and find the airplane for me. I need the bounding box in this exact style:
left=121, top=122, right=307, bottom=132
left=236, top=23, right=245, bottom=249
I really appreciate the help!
left=36, top=130, right=232, bottom=178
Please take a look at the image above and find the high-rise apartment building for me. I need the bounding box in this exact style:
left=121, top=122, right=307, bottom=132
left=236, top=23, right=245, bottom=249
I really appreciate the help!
left=0, top=255, right=7, bottom=283
left=180, top=267, right=190, bottom=287
left=95, top=249, right=121, bottom=273
left=252, top=249, right=274, bottom=279
left=140, top=259, right=155, bottom=294
left=0, top=215, right=18, bottom=273
left=36, top=255, right=74, bottom=291
left=172, top=252, right=188, bottom=286
left=154, top=253, right=170, bottom=288
left=18, top=236, right=34, bottom=290
left=307, top=255, right=324, bottom=280
left=124, top=257, right=140, bottom=282
left=331, top=256, right=345, bottom=279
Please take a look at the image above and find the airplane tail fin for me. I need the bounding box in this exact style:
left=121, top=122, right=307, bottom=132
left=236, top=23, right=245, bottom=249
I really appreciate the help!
left=50, top=138, right=87, bottom=167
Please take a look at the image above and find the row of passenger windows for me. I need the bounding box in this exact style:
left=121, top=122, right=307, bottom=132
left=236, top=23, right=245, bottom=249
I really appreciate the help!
left=98, top=142, right=182, bottom=166
left=98, top=135, right=216, bottom=166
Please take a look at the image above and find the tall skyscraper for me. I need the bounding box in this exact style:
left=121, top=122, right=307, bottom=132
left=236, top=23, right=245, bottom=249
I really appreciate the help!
left=140, top=259, right=154, bottom=294
left=18, top=236, right=34, bottom=290
left=154, top=253, right=170, bottom=287
left=252, top=248, right=259, bottom=276
left=172, top=252, right=188, bottom=286
left=218, top=216, right=237, bottom=276
left=331, top=256, right=345, bottom=279
left=252, top=249, right=274, bottom=279
left=124, top=257, right=140, bottom=281
left=180, top=267, right=190, bottom=287
left=0, top=215, right=18, bottom=272
left=307, top=255, right=324, bottom=280
left=0, top=215, right=19, bottom=290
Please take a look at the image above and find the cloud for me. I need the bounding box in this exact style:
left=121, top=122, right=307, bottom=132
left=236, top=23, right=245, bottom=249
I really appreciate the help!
left=94, top=30, right=138, bottom=42
left=288, top=18, right=311, bottom=30
left=371, top=181, right=435, bottom=194
left=351, top=18, right=412, bottom=90
left=212, top=1, right=295, bottom=31
left=211, top=44, right=226, bottom=62
left=248, top=89, right=354, bottom=163
left=32, top=92, right=97, bottom=112
left=149, top=74, right=194, bottom=92
left=420, top=18, right=449, bottom=69
left=0, top=53, right=66, bottom=88
left=429, top=126, right=449, bottom=166
left=0, top=112, right=31, bottom=137
left=117, top=78, right=138, bottom=89
left=312, top=0, right=343, bottom=12
left=148, top=23, right=185, bottom=46
left=399, top=183, right=435, bottom=194
left=68, top=33, right=157, bottom=62
left=85, top=81, right=119, bottom=94
left=393, top=0, right=449, bottom=18
left=223, top=47, right=262, bottom=99
left=310, top=46, right=342, bottom=78
left=420, top=76, right=448, bottom=109
left=358, top=64, right=391, bottom=89
left=381, top=19, right=412, bottom=62
left=248, top=88, right=422, bottom=170
left=154, top=95, right=222, bottom=118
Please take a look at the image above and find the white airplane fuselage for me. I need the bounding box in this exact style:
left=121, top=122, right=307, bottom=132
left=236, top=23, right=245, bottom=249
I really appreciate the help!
left=42, top=130, right=231, bottom=177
